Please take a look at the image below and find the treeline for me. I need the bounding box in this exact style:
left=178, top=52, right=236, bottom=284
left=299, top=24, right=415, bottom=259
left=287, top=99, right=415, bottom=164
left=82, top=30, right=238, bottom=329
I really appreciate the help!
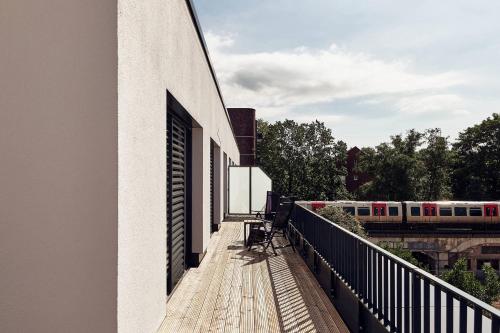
left=257, top=119, right=349, bottom=200
left=257, top=113, right=500, bottom=201
left=357, top=113, right=500, bottom=201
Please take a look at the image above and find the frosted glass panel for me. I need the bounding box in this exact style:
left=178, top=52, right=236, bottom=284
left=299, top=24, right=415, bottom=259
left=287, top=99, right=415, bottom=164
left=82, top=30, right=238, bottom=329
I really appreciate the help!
left=251, top=168, right=272, bottom=213
left=229, top=167, right=250, bottom=214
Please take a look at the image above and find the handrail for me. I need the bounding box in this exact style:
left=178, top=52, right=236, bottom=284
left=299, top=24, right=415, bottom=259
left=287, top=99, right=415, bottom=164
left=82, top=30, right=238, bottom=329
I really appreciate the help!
left=290, top=203, right=500, bottom=332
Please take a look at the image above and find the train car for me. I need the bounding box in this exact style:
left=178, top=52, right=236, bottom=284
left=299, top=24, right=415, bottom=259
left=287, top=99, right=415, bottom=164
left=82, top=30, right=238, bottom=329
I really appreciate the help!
left=304, top=200, right=403, bottom=223
left=347, top=201, right=402, bottom=223
left=403, top=201, right=500, bottom=223
left=299, top=200, right=499, bottom=223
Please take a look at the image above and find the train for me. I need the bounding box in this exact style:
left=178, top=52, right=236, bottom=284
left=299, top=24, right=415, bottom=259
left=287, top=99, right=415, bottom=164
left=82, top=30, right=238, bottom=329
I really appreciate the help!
left=299, top=201, right=500, bottom=223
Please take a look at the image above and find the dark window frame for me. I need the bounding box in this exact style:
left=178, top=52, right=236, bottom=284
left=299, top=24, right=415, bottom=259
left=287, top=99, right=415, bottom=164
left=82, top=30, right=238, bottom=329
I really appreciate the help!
left=440, top=207, right=452, bottom=216
left=343, top=207, right=355, bottom=215
left=410, top=207, right=421, bottom=216
left=454, top=207, right=467, bottom=217
left=470, top=208, right=482, bottom=217
left=389, top=207, right=399, bottom=216
left=358, top=207, right=370, bottom=216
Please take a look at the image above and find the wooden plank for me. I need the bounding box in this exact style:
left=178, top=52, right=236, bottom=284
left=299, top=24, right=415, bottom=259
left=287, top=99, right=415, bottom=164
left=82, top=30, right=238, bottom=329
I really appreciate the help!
left=176, top=228, right=227, bottom=332
left=207, top=224, right=240, bottom=332
left=265, top=253, right=302, bottom=332
left=240, top=252, right=254, bottom=333
left=259, top=255, right=281, bottom=333
left=253, top=256, right=269, bottom=333
left=158, top=222, right=349, bottom=333
left=222, top=223, right=245, bottom=333
left=193, top=225, right=236, bottom=332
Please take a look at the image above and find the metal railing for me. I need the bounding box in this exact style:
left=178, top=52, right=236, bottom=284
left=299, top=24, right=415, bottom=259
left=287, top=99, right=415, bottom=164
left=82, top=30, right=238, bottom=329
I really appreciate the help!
left=289, top=203, right=500, bottom=333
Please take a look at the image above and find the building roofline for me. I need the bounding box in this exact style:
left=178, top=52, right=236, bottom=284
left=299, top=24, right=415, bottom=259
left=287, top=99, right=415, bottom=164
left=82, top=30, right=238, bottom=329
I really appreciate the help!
left=184, top=0, right=237, bottom=138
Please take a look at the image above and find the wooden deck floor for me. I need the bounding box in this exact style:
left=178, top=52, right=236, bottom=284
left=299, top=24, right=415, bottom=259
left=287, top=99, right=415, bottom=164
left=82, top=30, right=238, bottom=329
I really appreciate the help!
left=158, top=221, right=349, bottom=333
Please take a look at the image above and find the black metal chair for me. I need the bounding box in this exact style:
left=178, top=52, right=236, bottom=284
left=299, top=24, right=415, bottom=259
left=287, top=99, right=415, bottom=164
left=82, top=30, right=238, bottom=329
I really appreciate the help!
left=247, top=200, right=295, bottom=255
left=255, top=191, right=280, bottom=220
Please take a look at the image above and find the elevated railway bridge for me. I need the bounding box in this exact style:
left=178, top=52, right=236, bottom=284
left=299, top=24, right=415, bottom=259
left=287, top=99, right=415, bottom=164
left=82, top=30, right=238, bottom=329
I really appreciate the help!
left=365, top=222, right=500, bottom=275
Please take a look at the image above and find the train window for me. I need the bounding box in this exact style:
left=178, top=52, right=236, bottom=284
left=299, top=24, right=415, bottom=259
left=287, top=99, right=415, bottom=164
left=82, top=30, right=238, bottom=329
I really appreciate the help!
left=358, top=207, right=370, bottom=216
left=440, top=208, right=452, bottom=216
left=454, top=207, right=467, bottom=216
left=410, top=207, right=420, bottom=216
left=470, top=208, right=482, bottom=216
left=343, top=207, right=355, bottom=215
left=389, top=207, right=399, bottom=216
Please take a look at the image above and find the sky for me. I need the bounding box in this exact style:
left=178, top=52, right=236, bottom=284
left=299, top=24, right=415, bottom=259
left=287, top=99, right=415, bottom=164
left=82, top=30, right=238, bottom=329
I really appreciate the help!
left=193, top=0, right=500, bottom=147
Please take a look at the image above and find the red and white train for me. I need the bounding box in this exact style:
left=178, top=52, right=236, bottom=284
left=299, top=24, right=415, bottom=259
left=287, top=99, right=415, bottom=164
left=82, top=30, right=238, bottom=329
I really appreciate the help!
left=300, top=201, right=500, bottom=223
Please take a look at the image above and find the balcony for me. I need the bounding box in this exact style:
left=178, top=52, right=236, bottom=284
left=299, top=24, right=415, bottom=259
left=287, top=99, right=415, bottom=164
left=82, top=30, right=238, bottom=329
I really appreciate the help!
left=159, top=203, right=500, bottom=333
left=158, top=220, right=349, bottom=333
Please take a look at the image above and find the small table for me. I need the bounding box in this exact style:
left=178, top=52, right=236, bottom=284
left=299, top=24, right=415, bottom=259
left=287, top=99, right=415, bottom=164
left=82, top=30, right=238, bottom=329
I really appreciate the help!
left=243, top=219, right=262, bottom=246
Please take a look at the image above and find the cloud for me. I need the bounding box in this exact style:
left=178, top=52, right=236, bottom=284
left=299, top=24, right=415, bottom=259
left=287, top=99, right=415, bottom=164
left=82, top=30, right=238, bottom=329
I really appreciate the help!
left=205, top=32, right=468, bottom=119
left=397, top=94, right=470, bottom=116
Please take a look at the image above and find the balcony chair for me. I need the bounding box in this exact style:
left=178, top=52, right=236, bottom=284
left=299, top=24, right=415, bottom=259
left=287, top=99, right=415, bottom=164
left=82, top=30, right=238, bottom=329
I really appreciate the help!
left=247, top=200, right=295, bottom=255
left=255, top=190, right=280, bottom=220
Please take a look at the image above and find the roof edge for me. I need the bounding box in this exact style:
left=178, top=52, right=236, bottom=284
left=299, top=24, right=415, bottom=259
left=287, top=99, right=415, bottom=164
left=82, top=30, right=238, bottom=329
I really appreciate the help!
left=184, top=0, right=237, bottom=138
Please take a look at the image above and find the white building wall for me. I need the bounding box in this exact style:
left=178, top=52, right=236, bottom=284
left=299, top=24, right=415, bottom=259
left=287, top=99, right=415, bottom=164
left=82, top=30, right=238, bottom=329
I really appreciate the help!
left=117, top=1, right=240, bottom=332
left=0, top=1, right=118, bottom=332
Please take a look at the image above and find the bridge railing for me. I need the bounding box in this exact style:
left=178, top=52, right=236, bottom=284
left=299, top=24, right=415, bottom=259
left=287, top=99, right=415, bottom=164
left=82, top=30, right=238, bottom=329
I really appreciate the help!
left=289, top=203, right=500, bottom=333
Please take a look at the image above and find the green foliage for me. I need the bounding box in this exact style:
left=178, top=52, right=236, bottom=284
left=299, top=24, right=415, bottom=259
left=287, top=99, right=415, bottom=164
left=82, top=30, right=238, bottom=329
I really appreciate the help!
left=258, top=113, right=499, bottom=201
left=451, top=113, right=500, bottom=200
left=357, top=129, right=429, bottom=201
left=257, top=119, right=350, bottom=200
left=317, top=206, right=366, bottom=237
left=441, top=258, right=500, bottom=304
left=379, top=242, right=427, bottom=269
left=482, top=263, right=500, bottom=304
left=357, top=128, right=452, bottom=201
left=441, top=258, right=486, bottom=301
left=420, top=129, right=452, bottom=200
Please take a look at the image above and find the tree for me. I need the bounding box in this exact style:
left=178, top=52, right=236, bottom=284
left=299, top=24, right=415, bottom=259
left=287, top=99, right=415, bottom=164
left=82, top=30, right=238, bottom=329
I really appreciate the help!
left=317, top=206, right=366, bottom=237
left=451, top=113, right=500, bottom=200
left=440, top=258, right=500, bottom=304
left=482, top=263, right=500, bottom=304
left=379, top=242, right=428, bottom=270
left=357, top=129, right=426, bottom=201
left=441, top=258, right=486, bottom=301
left=419, top=128, right=452, bottom=200
left=257, top=119, right=349, bottom=200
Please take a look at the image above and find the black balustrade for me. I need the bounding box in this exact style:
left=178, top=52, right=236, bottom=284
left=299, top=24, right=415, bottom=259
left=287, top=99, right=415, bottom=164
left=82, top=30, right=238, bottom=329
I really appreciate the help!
left=289, top=203, right=500, bottom=333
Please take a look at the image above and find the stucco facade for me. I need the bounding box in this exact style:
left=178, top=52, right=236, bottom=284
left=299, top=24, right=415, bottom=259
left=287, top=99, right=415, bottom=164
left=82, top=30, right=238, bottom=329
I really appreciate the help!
left=1, top=0, right=240, bottom=332
left=117, top=0, right=239, bottom=332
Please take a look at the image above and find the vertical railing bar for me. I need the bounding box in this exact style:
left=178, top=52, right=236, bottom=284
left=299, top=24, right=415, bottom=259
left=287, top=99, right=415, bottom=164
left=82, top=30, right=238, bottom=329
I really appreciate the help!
left=473, top=306, right=482, bottom=333
left=355, top=238, right=359, bottom=290
left=353, top=236, right=357, bottom=290
left=340, top=231, right=344, bottom=279
left=362, top=242, right=367, bottom=300
left=397, top=263, right=402, bottom=333
left=434, top=284, right=441, bottom=333
left=372, top=249, right=379, bottom=314
left=368, top=247, right=373, bottom=308
left=378, top=251, right=383, bottom=320
left=492, top=315, right=499, bottom=333
left=384, top=255, right=389, bottom=326
left=355, top=239, right=360, bottom=294
left=459, top=299, right=467, bottom=333
left=404, top=269, right=410, bottom=333
left=424, top=278, right=430, bottom=333
left=390, top=259, right=395, bottom=331
left=412, top=273, right=421, bottom=333
left=446, top=293, right=453, bottom=333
